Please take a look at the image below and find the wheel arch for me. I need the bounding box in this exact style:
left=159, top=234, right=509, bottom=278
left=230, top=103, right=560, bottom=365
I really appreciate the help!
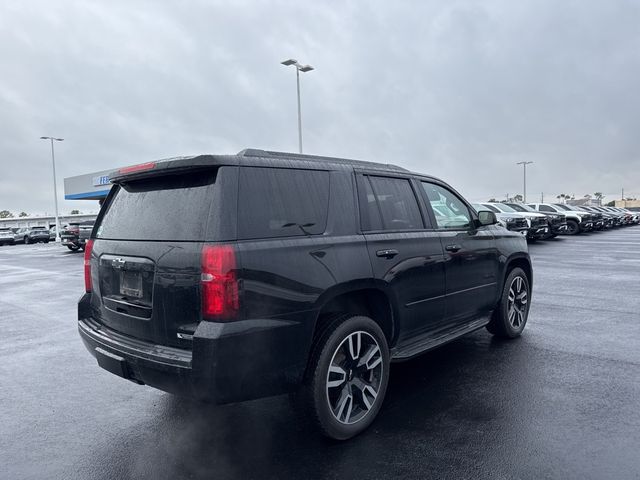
left=311, top=282, right=398, bottom=350
left=503, top=253, right=533, bottom=292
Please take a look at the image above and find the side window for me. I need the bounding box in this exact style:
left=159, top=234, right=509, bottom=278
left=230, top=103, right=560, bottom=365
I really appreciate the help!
left=358, top=176, right=383, bottom=231
left=238, top=167, right=330, bottom=239
left=421, top=182, right=471, bottom=229
left=367, top=176, right=424, bottom=230
left=538, top=205, right=554, bottom=212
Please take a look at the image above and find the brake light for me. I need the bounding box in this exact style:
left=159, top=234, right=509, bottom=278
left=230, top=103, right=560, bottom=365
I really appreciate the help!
left=84, top=239, right=94, bottom=292
left=119, top=162, right=156, bottom=174
left=201, top=245, right=238, bottom=320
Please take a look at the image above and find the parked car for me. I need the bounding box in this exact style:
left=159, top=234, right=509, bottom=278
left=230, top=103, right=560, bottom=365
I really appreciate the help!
left=14, top=226, right=51, bottom=244
left=78, top=150, right=533, bottom=440
left=0, top=227, right=15, bottom=246
left=61, top=221, right=94, bottom=251
left=527, top=203, right=593, bottom=234
left=472, top=203, right=529, bottom=235
left=579, top=206, right=617, bottom=228
left=505, top=203, right=568, bottom=238
left=482, top=202, right=550, bottom=241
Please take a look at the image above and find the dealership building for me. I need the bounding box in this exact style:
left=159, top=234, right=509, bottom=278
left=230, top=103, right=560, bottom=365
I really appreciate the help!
left=0, top=169, right=114, bottom=229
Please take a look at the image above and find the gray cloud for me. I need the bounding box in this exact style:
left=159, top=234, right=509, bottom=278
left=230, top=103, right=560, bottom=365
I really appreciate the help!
left=1, top=0, right=639, bottom=214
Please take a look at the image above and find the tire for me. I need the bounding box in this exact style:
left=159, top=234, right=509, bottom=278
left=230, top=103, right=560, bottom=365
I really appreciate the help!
left=67, top=245, right=80, bottom=252
left=44, top=239, right=49, bottom=244
left=565, top=219, right=580, bottom=235
left=486, top=267, right=530, bottom=338
left=24, top=236, right=30, bottom=244
left=299, top=315, right=390, bottom=440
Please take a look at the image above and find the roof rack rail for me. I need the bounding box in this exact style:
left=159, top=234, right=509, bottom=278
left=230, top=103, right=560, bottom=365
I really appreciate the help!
left=236, top=148, right=409, bottom=172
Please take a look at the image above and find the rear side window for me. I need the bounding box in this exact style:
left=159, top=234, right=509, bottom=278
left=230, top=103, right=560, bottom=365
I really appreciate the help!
left=538, top=205, right=555, bottom=212
left=364, top=176, right=424, bottom=231
left=96, top=170, right=217, bottom=241
left=238, top=167, right=330, bottom=239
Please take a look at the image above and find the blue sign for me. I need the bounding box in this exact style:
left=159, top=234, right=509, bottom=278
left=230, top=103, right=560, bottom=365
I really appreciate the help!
left=93, top=175, right=110, bottom=186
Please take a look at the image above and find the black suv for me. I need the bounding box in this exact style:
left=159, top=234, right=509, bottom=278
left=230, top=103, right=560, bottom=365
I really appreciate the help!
left=78, top=149, right=532, bottom=440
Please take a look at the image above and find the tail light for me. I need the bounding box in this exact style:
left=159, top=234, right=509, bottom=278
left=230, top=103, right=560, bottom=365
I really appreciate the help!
left=84, top=239, right=94, bottom=292
left=201, top=245, right=239, bottom=320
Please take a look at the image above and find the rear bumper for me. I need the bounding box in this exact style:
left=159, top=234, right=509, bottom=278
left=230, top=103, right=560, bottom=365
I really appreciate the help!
left=78, top=294, right=312, bottom=404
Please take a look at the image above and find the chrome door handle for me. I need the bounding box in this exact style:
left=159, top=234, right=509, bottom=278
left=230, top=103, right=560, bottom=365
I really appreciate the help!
left=445, top=244, right=461, bottom=252
left=376, top=249, right=399, bottom=258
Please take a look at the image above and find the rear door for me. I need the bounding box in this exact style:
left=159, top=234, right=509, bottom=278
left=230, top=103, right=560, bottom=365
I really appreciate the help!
left=357, top=173, right=447, bottom=344
left=90, top=167, right=237, bottom=347
left=419, top=181, right=499, bottom=326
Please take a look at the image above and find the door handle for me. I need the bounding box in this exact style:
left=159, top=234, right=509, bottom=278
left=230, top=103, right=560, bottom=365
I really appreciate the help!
left=445, top=244, right=462, bottom=253
left=376, top=249, right=399, bottom=258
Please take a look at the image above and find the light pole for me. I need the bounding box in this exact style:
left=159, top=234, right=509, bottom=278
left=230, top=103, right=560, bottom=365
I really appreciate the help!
left=281, top=59, right=314, bottom=153
left=516, top=161, right=533, bottom=203
left=40, top=136, right=64, bottom=241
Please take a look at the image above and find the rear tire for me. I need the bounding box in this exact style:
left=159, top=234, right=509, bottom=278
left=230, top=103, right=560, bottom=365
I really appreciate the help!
left=67, top=245, right=80, bottom=252
left=24, top=236, right=30, bottom=244
left=299, top=315, right=390, bottom=440
left=486, top=267, right=530, bottom=338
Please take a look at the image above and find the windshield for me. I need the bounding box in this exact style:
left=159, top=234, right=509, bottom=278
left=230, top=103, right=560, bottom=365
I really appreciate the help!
left=474, top=203, right=500, bottom=214
left=553, top=204, right=572, bottom=211
left=489, top=203, right=517, bottom=213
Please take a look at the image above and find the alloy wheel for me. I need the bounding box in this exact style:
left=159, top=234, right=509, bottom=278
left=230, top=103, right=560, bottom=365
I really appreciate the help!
left=325, top=331, right=383, bottom=425
left=507, top=276, right=528, bottom=329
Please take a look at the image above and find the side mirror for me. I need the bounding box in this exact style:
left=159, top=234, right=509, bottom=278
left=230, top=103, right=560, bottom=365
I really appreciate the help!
left=477, top=210, right=497, bottom=226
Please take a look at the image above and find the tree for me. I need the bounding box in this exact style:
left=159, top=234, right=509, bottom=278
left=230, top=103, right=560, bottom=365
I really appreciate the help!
left=594, top=192, right=604, bottom=201
left=487, top=198, right=497, bottom=203
left=513, top=194, right=523, bottom=202
left=606, top=201, right=615, bottom=207
left=583, top=194, right=591, bottom=199
left=70, top=209, right=81, bottom=215
left=18, top=211, right=28, bottom=217
left=0, top=210, right=13, bottom=218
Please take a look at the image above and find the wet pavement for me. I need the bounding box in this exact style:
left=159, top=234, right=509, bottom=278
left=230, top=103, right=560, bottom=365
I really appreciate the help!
left=1, top=228, right=639, bottom=479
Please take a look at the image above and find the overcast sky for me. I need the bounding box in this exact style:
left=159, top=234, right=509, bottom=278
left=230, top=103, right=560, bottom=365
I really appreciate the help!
left=1, top=0, right=639, bottom=214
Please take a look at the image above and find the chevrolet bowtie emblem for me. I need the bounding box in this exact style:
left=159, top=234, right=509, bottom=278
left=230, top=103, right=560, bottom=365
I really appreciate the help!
left=112, top=257, right=126, bottom=269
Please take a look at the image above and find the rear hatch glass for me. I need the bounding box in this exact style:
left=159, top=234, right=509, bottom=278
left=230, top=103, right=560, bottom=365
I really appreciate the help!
left=96, top=170, right=217, bottom=241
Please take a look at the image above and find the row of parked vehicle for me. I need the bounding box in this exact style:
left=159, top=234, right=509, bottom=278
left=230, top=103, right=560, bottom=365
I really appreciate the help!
left=471, top=202, right=639, bottom=241
left=0, top=221, right=94, bottom=250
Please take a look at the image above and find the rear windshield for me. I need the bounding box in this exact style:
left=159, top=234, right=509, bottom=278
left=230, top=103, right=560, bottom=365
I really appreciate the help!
left=96, top=170, right=217, bottom=241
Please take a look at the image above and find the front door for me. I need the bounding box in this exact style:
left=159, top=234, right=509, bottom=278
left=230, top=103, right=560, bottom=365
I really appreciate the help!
left=419, top=181, right=499, bottom=326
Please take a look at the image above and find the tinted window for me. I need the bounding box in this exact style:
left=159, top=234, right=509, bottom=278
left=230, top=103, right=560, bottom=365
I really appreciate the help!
left=368, top=176, right=424, bottom=230
left=358, top=176, right=383, bottom=231
left=538, top=205, right=555, bottom=212
left=96, top=170, right=217, bottom=241
left=422, top=182, right=471, bottom=229
left=238, top=167, right=329, bottom=239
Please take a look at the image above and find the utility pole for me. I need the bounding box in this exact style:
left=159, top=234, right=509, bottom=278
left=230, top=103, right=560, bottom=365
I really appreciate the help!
left=541, top=192, right=544, bottom=203
left=516, top=161, right=534, bottom=203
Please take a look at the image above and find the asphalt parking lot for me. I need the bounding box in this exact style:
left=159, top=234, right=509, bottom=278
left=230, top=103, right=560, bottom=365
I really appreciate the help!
left=1, top=228, right=639, bottom=480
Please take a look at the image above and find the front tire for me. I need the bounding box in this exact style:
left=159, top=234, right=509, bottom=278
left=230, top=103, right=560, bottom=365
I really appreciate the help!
left=301, top=315, right=390, bottom=440
left=487, top=267, right=530, bottom=338
left=24, top=236, right=30, bottom=244
left=565, top=219, right=580, bottom=235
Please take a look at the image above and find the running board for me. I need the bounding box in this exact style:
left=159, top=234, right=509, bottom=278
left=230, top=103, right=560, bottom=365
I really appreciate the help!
left=391, top=317, right=490, bottom=361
